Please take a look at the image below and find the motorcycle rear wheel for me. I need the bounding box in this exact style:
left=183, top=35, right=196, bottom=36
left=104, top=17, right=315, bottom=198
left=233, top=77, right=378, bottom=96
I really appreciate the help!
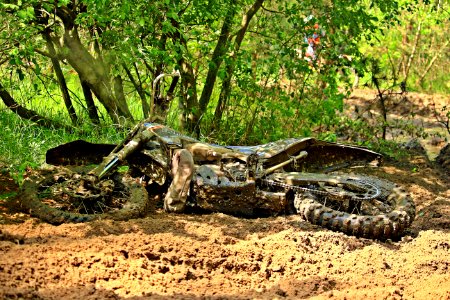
left=19, top=166, right=149, bottom=225
left=292, top=174, right=416, bottom=240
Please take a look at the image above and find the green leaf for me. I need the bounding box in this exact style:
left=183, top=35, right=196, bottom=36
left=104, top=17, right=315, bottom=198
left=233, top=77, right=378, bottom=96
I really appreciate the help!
left=58, top=0, right=71, bottom=7
left=0, top=192, right=17, bottom=200
left=17, top=7, right=35, bottom=21
left=1, top=3, right=19, bottom=10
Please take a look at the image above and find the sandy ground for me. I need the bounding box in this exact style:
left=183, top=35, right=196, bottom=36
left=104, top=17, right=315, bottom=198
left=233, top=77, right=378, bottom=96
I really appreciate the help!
left=0, top=91, right=449, bottom=299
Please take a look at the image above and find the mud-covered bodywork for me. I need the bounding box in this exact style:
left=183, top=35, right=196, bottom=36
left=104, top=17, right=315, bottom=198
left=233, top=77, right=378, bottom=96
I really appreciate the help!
left=192, top=164, right=289, bottom=217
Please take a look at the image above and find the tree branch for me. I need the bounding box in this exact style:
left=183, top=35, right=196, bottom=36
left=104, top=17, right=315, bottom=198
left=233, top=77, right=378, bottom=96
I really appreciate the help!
left=261, top=4, right=282, bottom=14
left=34, top=48, right=54, bottom=59
left=0, top=82, right=70, bottom=130
left=198, top=4, right=237, bottom=113
left=417, top=39, right=449, bottom=86
left=123, top=63, right=150, bottom=118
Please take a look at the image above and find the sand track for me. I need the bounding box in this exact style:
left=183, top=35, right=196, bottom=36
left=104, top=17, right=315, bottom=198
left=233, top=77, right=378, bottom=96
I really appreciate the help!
left=0, top=91, right=449, bottom=299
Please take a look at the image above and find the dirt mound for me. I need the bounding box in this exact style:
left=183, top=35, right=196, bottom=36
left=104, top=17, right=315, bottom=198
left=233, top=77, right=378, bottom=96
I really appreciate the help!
left=1, top=148, right=449, bottom=299
left=436, top=143, right=450, bottom=174
left=0, top=214, right=449, bottom=299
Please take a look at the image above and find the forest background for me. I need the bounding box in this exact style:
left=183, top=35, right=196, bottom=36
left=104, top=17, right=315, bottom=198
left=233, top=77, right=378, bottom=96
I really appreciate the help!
left=0, top=0, right=448, bottom=180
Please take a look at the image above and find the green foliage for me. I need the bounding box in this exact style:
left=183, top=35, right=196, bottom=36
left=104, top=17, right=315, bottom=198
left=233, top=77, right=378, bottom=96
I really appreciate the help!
left=0, top=0, right=446, bottom=169
left=361, top=0, right=450, bottom=93
left=1, top=0, right=418, bottom=129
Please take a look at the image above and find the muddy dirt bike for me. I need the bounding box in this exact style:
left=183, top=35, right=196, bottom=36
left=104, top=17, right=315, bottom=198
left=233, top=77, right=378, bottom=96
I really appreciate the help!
left=19, top=118, right=415, bottom=240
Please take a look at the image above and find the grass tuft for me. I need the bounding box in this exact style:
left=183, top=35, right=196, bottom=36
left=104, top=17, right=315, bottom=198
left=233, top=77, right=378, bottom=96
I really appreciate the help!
left=0, top=108, right=125, bottom=185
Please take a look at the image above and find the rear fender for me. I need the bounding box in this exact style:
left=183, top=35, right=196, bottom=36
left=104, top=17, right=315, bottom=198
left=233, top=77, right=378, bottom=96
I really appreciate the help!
left=261, top=138, right=382, bottom=172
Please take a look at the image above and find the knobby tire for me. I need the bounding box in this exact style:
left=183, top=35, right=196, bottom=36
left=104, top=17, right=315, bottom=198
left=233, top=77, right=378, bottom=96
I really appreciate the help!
left=19, top=168, right=149, bottom=225
left=294, top=179, right=415, bottom=240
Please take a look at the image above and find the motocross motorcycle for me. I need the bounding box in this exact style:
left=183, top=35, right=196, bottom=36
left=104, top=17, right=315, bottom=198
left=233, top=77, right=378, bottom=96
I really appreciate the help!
left=19, top=120, right=415, bottom=240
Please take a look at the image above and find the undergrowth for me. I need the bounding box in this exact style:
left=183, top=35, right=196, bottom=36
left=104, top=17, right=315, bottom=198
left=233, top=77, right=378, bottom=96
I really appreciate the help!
left=0, top=108, right=126, bottom=185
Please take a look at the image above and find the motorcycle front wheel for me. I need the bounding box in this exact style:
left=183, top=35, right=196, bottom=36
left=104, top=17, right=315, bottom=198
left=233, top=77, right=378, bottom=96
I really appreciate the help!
left=18, top=166, right=149, bottom=225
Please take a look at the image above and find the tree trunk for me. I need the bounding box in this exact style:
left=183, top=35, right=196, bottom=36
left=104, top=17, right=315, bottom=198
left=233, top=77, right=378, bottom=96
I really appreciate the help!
left=113, top=75, right=133, bottom=121
left=153, top=34, right=167, bottom=113
left=372, top=76, right=388, bottom=140
left=60, top=20, right=134, bottom=125
left=404, top=20, right=422, bottom=83
left=214, top=0, right=264, bottom=130
left=166, top=76, right=180, bottom=102
left=80, top=79, right=100, bottom=125
left=43, top=31, right=78, bottom=125
left=179, top=59, right=199, bottom=134
left=153, top=75, right=180, bottom=122
left=169, top=18, right=199, bottom=134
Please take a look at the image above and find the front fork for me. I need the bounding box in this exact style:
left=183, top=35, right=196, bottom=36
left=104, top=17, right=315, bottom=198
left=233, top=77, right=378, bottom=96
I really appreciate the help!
left=90, top=69, right=181, bottom=180
left=88, top=124, right=195, bottom=213
left=89, top=126, right=155, bottom=179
